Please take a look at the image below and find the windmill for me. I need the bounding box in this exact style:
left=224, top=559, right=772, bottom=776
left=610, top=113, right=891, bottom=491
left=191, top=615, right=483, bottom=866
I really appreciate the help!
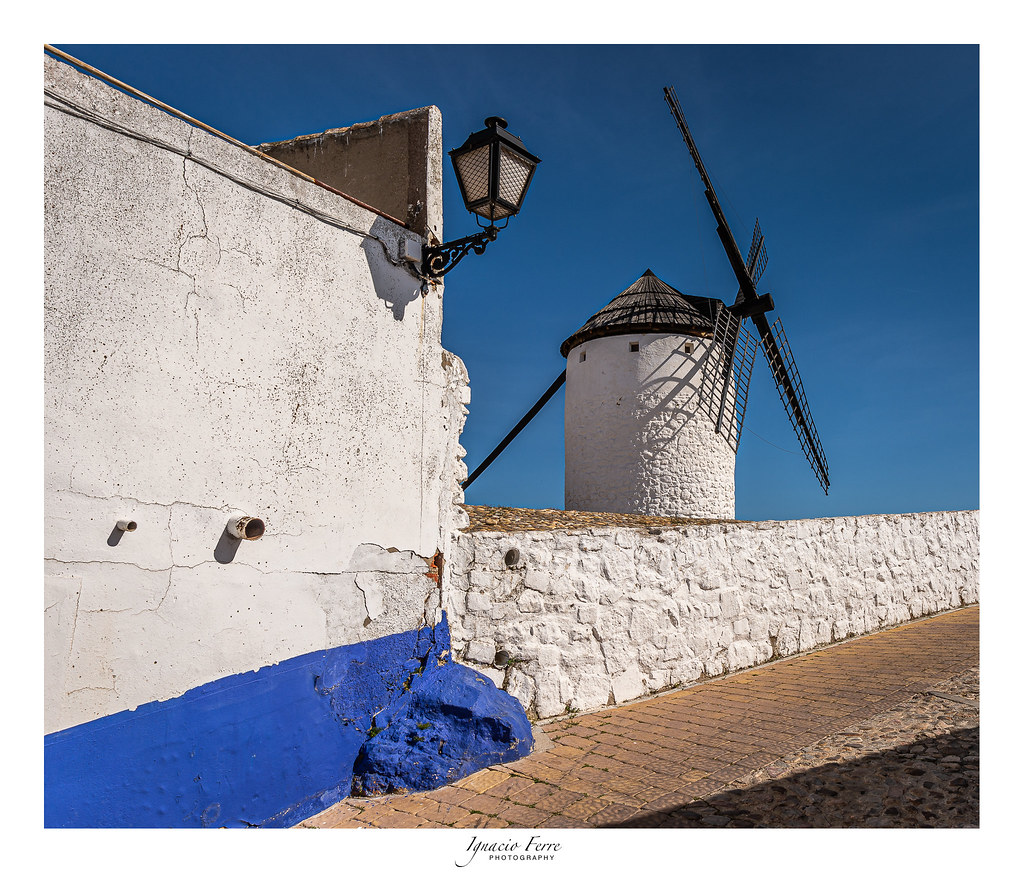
left=663, top=85, right=830, bottom=494
left=462, top=88, right=829, bottom=510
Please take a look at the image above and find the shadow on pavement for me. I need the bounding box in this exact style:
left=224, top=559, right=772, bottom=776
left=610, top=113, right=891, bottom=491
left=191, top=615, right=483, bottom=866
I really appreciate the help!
left=602, top=727, right=978, bottom=828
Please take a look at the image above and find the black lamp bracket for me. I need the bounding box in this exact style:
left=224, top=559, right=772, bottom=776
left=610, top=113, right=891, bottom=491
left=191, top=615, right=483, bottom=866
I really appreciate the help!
left=422, top=224, right=500, bottom=278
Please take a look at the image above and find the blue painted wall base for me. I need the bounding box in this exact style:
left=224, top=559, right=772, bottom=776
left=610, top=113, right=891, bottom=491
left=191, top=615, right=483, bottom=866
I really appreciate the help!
left=44, top=614, right=533, bottom=828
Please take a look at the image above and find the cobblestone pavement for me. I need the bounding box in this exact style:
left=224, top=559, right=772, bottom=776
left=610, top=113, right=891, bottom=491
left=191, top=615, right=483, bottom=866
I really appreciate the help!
left=298, top=606, right=979, bottom=829
left=622, top=668, right=979, bottom=827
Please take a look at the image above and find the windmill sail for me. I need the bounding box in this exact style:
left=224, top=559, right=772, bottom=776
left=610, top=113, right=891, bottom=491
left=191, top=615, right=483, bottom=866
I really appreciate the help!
left=664, top=85, right=830, bottom=493
left=746, top=218, right=768, bottom=288
left=709, top=220, right=767, bottom=448
left=698, top=306, right=757, bottom=452
left=757, top=317, right=830, bottom=492
left=664, top=86, right=758, bottom=306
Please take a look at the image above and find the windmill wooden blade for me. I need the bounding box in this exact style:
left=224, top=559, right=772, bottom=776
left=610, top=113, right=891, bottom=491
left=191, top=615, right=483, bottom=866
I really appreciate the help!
left=698, top=306, right=757, bottom=452
left=664, top=86, right=759, bottom=306
left=754, top=315, right=830, bottom=493
left=665, top=84, right=829, bottom=494
left=746, top=219, right=768, bottom=289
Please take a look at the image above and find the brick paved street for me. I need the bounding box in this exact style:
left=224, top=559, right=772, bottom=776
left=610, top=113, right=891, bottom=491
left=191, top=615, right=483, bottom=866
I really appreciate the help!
left=299, top=606, right=979, bottom=829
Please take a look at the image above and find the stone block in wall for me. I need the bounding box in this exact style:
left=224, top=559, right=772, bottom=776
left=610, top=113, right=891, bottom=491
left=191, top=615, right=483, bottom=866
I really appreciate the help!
left=594, top=606, right=630, bottom=644
left=449, top=535, right=475, bottom=576
left=693, top=573, right=720, bottom=591
left=488, top=602, right=516, bottom=621
left=610, top=664, right=644, bottom=705
left=637, top=542, right=675, bottom=587
left=776, top=624, right=800, bottom=657
left=469, top=569, right=495, bottom=591
left=601, top=549, right=638, bottom=585
left=647, top=668, right=671, bottom=690
left=475, top=666, right=506, bottom=687
left=506, top=670, right=536, bottom=714
left=598, top=582, right=625, bottom=606
left=536, top=624, right=565, bottom=646
left=727, top=640, right=757, bottom=672
left=572, top=677, right=612, bottom=712
left=538, top=645, right=561, bottom=668
left=524, top=568, right=553, bottom=594
left=467, top=591, right=492, bottom=613
left=534, top=667, right=564, bottom=719
left=568, top=626, right=594, bottom=643
left=599, top=637, right=636, bottom=675
left=543, top=597, right=577, bottom=616
left=628, top=605, right=659, bottom=642
left=638, top=637, right=671, bottom=672
left=493, top=572, right=521, bottom=602
left=465, top=639, right=496, bottom=664
left=670, top=659, right=704, bottom=688
left=572, top=574, right=601, bottom=603
left=519, top=590, right=544, bottom=613
left=546, top=571, right=577, bottom=599
left=792, top=592, right=812, bottom=615
left=449, top=588, right=468, bottom=616
left=703, top=657, right=724, bottom=678
left=613, top=530, right=637, bottom=548
left=720, top=585, right=745, bottom=618
left=560, top=642, right=605, bottom=674
left=493, top=624, right=526, bottom=651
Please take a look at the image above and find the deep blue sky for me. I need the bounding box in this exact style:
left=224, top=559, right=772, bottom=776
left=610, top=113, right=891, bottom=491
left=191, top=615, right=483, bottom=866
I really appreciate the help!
left=50, top=44, right=979, bottom=520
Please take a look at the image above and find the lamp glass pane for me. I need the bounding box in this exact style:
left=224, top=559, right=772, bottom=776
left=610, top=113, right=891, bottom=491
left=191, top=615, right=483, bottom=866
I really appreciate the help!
left=453, top=145, right=491, bottom=205
left=497, top=144, right=535, bottom=209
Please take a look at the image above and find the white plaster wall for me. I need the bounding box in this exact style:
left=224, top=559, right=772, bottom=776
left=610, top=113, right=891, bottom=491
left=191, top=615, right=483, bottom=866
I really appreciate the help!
left=43, top=56, right=468, bottom=733
left=564, top=332, right=735, bottom=519
left=447, top=511, right=979, bottom=719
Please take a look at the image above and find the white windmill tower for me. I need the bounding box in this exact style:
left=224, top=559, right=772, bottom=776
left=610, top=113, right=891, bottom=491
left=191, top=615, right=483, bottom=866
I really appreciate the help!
left=560, top=269, right=754, bottom=519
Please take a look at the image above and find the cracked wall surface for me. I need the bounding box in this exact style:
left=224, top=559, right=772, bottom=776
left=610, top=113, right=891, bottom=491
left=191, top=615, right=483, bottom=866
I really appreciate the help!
left=43, top=55, right=468, bottom=735
left=447, top=510, right=979, bottom=719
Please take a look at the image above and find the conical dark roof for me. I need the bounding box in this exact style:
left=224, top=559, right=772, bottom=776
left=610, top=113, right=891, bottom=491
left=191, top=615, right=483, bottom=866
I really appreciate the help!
left=560, top=269, right=725, bottom=357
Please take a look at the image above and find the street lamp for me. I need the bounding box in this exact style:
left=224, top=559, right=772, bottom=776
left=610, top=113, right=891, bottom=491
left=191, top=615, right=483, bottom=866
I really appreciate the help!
left=422, top=116, right=540, bottom=278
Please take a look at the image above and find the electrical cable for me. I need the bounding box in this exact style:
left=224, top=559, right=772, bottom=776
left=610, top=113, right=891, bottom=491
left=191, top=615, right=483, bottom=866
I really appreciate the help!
left=44, top=89, right=422, bottom=281
left=43, top=45, right=407, bottom=229
left=743, top=426, right=800, bottom=454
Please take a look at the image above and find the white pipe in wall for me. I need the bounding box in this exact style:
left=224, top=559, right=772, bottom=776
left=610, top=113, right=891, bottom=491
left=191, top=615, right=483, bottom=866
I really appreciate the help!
left=226, top=516, right=265, bottom=540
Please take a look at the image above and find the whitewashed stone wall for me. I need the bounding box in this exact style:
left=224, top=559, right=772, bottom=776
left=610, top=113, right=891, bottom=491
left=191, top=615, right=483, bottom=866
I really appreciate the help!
left=448, top=511, right=979, bottom=719
left=43, top=55, right=467, bottom=734
left=564, top=332, right=735, bottom=519
left=441, top=350, right=472, bottom=537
